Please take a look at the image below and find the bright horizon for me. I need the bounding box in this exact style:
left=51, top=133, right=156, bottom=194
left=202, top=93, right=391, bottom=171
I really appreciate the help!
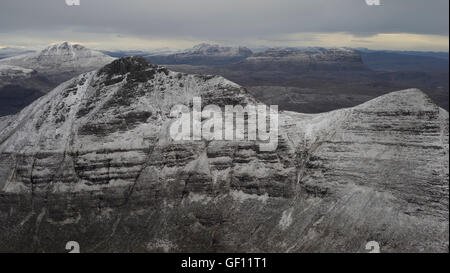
left=0, top=33, right=448, bottom=53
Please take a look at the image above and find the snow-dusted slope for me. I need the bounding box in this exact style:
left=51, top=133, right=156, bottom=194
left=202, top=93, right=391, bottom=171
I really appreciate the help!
left=0, top=57, right=447, bottom=252
left=0, top=42, right=115, bottom=82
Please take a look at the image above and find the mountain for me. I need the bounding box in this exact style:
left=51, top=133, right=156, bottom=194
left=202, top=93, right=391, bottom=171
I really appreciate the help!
left=0, top=42, right=115, bottom=83
left=0, top=42, right=116, bottom=116
left=236, top=47, right=367, bottom=72
left=0, top=47, right=35, bottom=60
left=0, top=57, right=447, bottom=252
left=147, top=43, right=253, bottom=65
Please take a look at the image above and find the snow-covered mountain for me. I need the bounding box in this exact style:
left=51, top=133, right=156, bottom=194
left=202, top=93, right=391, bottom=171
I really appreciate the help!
left=0, top=42, right=115, bottom=83
left=0, top=57, right=447, bottom=252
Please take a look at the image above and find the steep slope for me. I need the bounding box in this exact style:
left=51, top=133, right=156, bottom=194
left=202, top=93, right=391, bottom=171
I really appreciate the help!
left=0, top=57, right=447, bottom=252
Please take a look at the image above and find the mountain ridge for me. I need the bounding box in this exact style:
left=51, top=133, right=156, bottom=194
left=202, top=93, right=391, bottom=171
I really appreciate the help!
left=0, top=57, right=447, bottom=252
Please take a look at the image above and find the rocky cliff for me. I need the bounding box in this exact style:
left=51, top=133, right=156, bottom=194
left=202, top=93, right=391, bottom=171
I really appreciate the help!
left=0, top=57, right=447, bottom=252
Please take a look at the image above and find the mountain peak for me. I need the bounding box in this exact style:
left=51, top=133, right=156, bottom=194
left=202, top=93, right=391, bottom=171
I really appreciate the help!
left=355, top=88, right=439, bottom=112
left=40, top=42, right=89, bottom=56
left=98, top=56, right=157, bottom=77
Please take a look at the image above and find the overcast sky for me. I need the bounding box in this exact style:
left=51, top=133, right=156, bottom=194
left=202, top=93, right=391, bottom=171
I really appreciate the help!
left=0, top=0, right=448, bottom=51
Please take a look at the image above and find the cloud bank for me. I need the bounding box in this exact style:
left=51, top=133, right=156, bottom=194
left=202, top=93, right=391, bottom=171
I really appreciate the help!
left=0, top=0, right=448, bottom=51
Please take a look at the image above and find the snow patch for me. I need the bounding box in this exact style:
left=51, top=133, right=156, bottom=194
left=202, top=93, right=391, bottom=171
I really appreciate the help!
left=187, top=192, right=213, bottom=204
left=279, top=208, right=294, bottom=230
left=230, top=190, right=269, bottom=204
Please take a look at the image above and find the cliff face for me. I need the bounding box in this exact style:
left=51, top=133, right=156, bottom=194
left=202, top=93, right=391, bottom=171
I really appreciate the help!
left=0, top=57, right=448, bottom=253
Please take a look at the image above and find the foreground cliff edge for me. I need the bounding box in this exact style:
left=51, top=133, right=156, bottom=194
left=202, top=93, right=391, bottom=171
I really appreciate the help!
left=0, top=57, right=448, bottom=252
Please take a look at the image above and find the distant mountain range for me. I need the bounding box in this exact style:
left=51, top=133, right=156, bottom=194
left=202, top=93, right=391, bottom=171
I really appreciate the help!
left=235, top=47, right=366, bottom=72
left=101, top=44, right=253, bottom=66
left=146, top=43, right=253, bottom=65
left=100, top=44, right=449, bottom=74
left=1, top=42, right=448, bottom=117
left=152, top=45, right=448, bottom=113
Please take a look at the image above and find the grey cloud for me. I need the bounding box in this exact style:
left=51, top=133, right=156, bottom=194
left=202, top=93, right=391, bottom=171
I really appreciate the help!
left=0, top=0, right=448, bottom=43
